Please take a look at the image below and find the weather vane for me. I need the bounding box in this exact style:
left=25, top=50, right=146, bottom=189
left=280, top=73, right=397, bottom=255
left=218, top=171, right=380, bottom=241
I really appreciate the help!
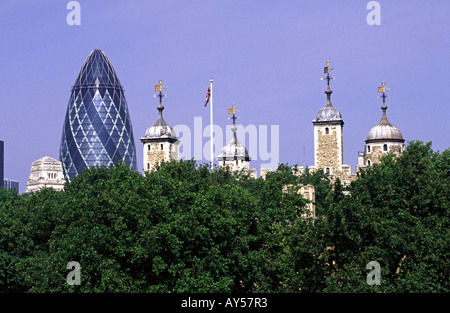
left=154, top=79, right=167, bottom=106
left=228, top=103, right=239, bottom=126
left=320, top=60, right=335, bottom=88
left=377, top=81, right=390, bottom=105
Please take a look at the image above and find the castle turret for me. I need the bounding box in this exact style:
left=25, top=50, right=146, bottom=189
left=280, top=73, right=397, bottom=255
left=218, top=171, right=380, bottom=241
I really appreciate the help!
left=217, top=104, right=251, bottom=172
left=360, top=81, right=405, bottom=168
left=312, top=61, right=351, bottom=183
left=140, top=80, right=179, bottom=173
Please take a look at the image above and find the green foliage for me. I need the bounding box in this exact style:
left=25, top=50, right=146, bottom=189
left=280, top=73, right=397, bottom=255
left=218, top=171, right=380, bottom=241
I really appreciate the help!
left=0, top=141, right=448, bottom=293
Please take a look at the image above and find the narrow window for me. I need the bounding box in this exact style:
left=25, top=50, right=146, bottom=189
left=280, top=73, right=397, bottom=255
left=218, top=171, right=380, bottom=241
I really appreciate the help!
left=148, top=145, right=151, bottom=151
left=383, top=144, right=388, bottom=152
left=325, top=127, right=329, bottom=134
left=367, top=145, right=371, bottom=153
left=367, top=160, right=371, bottom=166
left=160, top=144, right=163, bottom=150
left=147, top=163, right=150, bottom=170
left=325, top=167, right=330, bottom=174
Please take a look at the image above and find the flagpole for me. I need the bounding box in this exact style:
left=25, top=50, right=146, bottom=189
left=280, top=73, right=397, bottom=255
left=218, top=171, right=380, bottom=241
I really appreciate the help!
left=209, top=78, right=214, bottom=170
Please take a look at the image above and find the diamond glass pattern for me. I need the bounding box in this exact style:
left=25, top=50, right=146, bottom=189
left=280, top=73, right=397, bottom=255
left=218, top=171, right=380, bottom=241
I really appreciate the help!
left=59, top=49, right=138, bottom=182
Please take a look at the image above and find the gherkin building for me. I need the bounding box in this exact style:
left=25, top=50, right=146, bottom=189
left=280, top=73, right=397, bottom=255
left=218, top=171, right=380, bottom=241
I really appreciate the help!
left=59, top=49, right=138, bottom=182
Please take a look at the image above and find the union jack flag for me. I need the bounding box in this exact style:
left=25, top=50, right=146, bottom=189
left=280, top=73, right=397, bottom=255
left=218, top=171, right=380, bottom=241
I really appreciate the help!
left=204, top=86, right=211, bottom=107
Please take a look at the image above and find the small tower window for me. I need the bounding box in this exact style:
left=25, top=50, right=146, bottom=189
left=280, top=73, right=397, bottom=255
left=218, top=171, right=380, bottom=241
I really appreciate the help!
left=367, top=160, right=371, bottom=166
left=325, top=127, right=329, bottom=134
left=147, top=163, right=150, bottom=170
left=160, top=144, right=164, bottom=150
left=325, top=167, right=330, bottom=175
left=148, top=145, right=151, bottom=151
left=367, top=145, right=371, bottom=153
left=383, top=144, right=388, bottom=152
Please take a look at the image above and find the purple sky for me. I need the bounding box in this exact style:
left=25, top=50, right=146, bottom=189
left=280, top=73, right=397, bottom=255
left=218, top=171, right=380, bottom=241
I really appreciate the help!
left=1, top=0, right=449, bottom=193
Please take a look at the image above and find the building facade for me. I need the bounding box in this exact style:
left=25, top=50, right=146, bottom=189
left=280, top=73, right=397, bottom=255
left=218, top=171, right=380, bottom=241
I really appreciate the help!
left=25, top=156, right=65, bottom=194
left=59, top=49, right=138, bottom=182
left=3, top=178, right=19, bottom=191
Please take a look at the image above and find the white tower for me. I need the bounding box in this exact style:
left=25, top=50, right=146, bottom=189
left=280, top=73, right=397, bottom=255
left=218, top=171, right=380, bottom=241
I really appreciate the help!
left=140, top=80, right=179, bottom=173
left=312, top=61, right=351, bottom=182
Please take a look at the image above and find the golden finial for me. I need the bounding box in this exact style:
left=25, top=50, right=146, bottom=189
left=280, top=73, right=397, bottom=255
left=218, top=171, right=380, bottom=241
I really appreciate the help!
left=324, top=60, right=333, bottom=74
left=228, top=103, right=239, bottom=126
left=154, top=79, right=167, bottom=93
left=154, top=79, right=167, bottom=106
left=377, top=81, right=390, bottom=106
left=321, top=60, right=335, bottom=87
left=378, top=81, right=390, bottom=93
left=228, top=104, right=240, bottom=115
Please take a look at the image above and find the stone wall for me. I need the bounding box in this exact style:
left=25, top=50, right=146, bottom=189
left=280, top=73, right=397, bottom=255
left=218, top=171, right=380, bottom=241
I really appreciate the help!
left=315, top=125, right=341, bottom=171
left=363, top=142, right=404, bottom=166
left=144, top=141, right=179, bottom=172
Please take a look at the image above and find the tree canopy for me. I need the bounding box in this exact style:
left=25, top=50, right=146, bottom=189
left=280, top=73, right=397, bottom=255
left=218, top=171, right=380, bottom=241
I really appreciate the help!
left=0, top=141, right=448, bottom=293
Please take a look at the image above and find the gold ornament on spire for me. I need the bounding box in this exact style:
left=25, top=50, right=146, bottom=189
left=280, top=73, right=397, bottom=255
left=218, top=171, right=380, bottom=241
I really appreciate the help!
left=154, top=79, right=167, bottom=105
left=321, top=60, right=335, bottom=87
left=377, top=81, right=390, bottom=105
left=323, top=60, right=333, bottom=74
left=228, top=104, right=240, bottom=125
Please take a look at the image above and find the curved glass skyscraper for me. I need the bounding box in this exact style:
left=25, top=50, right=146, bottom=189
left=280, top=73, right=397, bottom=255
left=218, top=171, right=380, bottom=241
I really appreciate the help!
left=59, top=49, right=138, bottom=182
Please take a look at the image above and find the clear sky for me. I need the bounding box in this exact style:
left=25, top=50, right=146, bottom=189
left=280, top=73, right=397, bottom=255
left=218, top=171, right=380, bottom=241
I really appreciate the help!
left=0, top=0, right=449, bottom=193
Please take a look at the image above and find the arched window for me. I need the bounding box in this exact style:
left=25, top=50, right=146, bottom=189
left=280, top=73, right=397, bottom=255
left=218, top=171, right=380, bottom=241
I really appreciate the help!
left=383, top=144, right=388, bottom=152
left=325, top=127, right=329, bottom=134
left=325, top=167, right=330, bottom=174
left=367, top=160, right=371, bottom=166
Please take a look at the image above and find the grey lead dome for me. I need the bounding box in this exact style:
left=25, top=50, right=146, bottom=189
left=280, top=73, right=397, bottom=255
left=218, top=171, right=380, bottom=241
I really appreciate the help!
left=143, top=105, right=177, bottom=139
left=313, top=88, right=342, bottom=122
left=217, top=126, right=251, bottom=161
left=366, top=104, right=404, bottom=142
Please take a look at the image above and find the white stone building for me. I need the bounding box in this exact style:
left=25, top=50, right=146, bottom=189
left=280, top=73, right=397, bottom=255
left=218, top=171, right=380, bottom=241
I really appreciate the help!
left=24, top=156, right=65, bottom=194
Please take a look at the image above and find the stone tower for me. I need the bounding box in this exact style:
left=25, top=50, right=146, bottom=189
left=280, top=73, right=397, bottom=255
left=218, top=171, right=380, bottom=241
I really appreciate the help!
left=357, top=81, right=405, bottom=169
left=140, top=80, right=179, bottom=173
left=217, top=104, right=251, bottom=172
left=312, top=61, right=352, bottom=183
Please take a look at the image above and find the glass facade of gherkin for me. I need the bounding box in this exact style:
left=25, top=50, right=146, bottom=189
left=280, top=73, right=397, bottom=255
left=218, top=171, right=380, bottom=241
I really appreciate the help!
left=59, top=49, right=137, bottom=182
